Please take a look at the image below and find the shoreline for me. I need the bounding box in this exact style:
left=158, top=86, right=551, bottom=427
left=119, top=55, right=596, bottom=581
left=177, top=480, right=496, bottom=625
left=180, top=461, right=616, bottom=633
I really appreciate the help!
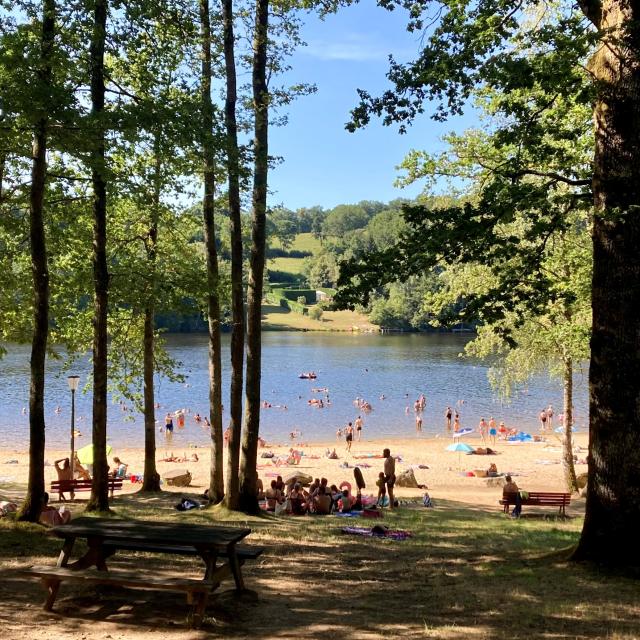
left=1, top=433, right=589, bottom=514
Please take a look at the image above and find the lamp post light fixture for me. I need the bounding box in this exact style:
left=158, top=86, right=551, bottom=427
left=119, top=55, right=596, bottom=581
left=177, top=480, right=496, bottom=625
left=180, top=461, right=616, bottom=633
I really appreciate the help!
left=67, top=375, right=80, bottom=477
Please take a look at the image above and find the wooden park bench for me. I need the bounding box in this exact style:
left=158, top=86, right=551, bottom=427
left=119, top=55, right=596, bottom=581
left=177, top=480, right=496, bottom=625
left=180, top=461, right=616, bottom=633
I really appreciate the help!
left=50, top=477, right=123, bottom=500
left=500, top=491, right=571, bottom=516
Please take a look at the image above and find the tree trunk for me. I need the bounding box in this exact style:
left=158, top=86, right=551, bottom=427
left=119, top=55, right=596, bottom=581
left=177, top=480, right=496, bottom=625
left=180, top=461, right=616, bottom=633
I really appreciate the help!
left=199, top=0, right=224, bottom=504
left=141, top=137, right=162, bottom=492
left=140, top=145, right=159, bottom=491
left=222, top=0, right=245, bottom=510
left=86, top=0, right=110, bottom=513
left=573, top=5, right=640, bottom=566
left=17, top=0, right=55, bottom=523
left=561, top=356, right=578, bottom=493
left=239, top=0, right=269, bottom=513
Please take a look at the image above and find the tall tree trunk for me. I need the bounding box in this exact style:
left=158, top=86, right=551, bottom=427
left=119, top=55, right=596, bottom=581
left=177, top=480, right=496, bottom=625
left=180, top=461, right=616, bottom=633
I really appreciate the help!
left=239, top=0, right=268, bottom=513
left=222, top=0, right=245, bottom=510
left=17, top=0, right=55, bottom=523
left=199, top=0, right=224, bottom=503
left=573, top=6, right=640, bottom=565
left=561, top=355, right=578, bottom=493
left=141, top=136, right=162, bottom=492
left=86, top=0, right=110, bottom=512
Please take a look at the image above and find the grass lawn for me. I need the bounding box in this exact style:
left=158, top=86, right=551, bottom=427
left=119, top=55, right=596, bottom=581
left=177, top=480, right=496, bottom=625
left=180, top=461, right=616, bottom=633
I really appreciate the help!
left=271, top=232, right=322, bottom=254
left=267, top=255, right=306, bottom=276
left=2, top=491, right=639, bottom=639
left=261, top=304, right=377, bottom=332
left=268, top=233, right=323, bottom=278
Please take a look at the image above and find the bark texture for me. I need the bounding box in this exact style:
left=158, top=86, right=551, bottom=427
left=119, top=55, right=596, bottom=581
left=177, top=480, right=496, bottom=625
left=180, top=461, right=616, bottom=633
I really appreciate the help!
left=239, top=0, right=269, bottom=513
left=562, top=356, right=578, bottom=493
left=574, top=4, right=640, bottom=565
left=86, top=0, right=110, bottom=512
left=222, top=0, right=245, bottom=510
left=141, top=138, right=162, bottom=492
left=199, top=0, right=224, bottom=503
left=17, top=0, right=55, bottom=523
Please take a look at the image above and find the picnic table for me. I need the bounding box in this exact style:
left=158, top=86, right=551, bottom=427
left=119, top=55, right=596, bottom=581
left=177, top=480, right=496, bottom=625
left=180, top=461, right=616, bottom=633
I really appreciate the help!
left=23, top=517, right=260, bottom=627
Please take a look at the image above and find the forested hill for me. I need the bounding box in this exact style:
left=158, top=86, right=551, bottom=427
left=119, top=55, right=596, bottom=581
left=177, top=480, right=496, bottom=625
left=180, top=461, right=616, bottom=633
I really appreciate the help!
left=157, top=197, right=471, bottom=333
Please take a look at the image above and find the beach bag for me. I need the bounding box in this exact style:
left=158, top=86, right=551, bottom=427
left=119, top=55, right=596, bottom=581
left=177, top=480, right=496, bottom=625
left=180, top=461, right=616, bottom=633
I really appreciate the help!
left=274, top=499, right=288, bottom=516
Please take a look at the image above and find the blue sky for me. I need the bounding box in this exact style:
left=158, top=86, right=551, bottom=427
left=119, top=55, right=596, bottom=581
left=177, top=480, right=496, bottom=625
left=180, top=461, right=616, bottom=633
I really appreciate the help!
left=268, top=3, right=473, bottom=210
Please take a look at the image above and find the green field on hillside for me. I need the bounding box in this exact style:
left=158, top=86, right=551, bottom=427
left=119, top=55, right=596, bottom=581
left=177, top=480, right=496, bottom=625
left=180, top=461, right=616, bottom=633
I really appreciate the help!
left=268, top=233, right=322, bottom=278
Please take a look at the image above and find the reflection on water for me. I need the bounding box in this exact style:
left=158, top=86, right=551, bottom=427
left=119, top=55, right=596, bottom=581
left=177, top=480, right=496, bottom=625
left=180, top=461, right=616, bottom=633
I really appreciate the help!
left=0, top=332, right=588, bottom=449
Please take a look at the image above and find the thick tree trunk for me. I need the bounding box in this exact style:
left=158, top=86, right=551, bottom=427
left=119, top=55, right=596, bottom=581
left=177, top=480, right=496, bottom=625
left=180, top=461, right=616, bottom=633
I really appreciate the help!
left=239, top=0, right=269, bottom=513
left=561, top=356, right=578, bottom=493
left=222, top=0, right=245, bottom=510
left=573, top=5, right=640, bottom=565
left=86, top=0, right=110, bottom=512
left=199, top=0, right=224, bottom=503
left=17, top=0, right=55, bottom=523
left=141, top=139, right=162, bottom=492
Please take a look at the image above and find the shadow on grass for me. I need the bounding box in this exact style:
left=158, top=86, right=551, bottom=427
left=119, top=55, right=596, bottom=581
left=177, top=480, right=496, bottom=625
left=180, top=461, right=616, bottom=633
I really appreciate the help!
left=1, top=495, right=639, bottom=639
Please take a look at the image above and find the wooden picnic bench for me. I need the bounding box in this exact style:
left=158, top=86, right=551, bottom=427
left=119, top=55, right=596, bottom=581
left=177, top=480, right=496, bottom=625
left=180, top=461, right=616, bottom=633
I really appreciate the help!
left=50, top=478, right=123, bottom=500
left=21, top=517, right=258, bottom=628
left=500, top=491, right=571, bottom=516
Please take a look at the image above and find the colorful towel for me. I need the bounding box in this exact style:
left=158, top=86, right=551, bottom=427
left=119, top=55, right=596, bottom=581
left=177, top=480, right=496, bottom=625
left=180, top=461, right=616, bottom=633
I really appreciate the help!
left=341, top=526, right=412, bottom=540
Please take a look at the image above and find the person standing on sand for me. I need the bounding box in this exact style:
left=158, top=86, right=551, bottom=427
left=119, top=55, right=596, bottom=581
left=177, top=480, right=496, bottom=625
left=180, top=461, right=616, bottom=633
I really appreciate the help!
left=383, top=448, right=396, bottom=509
left=488, top=417, right=497, bottom=445
left=478, top=417, right=488, bottom=443
left=445, top=406, right=452, bottom=430
left=453, top=415, right=461, bottom=433
left=416, top=414, right=423, bottom=433
left=355, top=415, right=363, bottom=440
left=345, top=423, right=354, bottom=452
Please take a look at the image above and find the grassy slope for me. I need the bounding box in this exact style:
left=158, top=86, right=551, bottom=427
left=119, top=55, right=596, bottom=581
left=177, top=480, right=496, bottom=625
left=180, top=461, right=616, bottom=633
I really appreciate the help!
left=268, top=233, right=322, bottom=276
left=262, top=304, right=376, bottom=332
left=2, top=493, right=639, bottom=639
left=265, top=232, right=376, bottom=331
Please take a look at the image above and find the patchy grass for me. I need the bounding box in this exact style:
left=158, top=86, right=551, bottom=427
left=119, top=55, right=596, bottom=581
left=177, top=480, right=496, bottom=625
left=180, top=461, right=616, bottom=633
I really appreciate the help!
left=2, top=491, right=639, bottom=639
left=261, top=304, right=377, bottom=332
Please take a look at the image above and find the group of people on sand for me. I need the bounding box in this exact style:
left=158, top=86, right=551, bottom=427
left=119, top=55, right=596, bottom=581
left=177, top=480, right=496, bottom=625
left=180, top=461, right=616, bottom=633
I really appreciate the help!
left=260, top=449, right=397, bottom=516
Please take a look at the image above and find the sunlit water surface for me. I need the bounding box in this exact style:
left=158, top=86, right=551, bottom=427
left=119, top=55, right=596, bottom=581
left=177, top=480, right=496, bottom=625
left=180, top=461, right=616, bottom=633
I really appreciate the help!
left=0, top=332, right=588, bottom=449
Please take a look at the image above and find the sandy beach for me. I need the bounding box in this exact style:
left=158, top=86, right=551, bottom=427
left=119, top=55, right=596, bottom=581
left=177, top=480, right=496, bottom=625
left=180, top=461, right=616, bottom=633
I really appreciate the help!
left=0, top=432, right=589, bottom=513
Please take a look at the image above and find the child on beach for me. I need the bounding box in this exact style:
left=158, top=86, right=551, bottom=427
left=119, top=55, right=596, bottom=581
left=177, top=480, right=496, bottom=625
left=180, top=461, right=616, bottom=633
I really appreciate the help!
left=376, top=472, right=386, bottom=506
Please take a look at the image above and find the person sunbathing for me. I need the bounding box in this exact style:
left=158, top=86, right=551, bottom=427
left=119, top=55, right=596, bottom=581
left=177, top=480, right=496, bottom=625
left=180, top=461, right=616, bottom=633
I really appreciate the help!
left=265, top=480, right=283, bottom=511
left=288, top=483, right=308, bottom=515
left=312, top=486, right=331, bottom=515
left=39, top=492, right=71, bottom=527
left=54, top=458, right=74, bottom=501
left=72, top=454, right=91, bottom=480
left=109, top=457, right=128, bottom=479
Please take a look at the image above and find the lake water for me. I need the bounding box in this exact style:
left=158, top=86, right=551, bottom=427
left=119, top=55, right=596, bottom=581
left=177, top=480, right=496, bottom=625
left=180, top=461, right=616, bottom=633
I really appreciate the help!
left=0, top=332, right=588, bottom=450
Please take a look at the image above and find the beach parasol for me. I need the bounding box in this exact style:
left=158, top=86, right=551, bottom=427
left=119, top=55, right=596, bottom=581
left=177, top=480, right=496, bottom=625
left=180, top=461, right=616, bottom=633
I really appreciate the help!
left=446, top=441, right=475, bottom=466
left=453, top=427, right=473, bottom=439
left=76, top=443, right=112, bottom=465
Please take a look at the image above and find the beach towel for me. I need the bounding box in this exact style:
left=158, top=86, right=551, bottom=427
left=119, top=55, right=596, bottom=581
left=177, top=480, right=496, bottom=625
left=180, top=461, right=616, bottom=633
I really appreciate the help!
left=341, top=526, right=412, bottom=540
